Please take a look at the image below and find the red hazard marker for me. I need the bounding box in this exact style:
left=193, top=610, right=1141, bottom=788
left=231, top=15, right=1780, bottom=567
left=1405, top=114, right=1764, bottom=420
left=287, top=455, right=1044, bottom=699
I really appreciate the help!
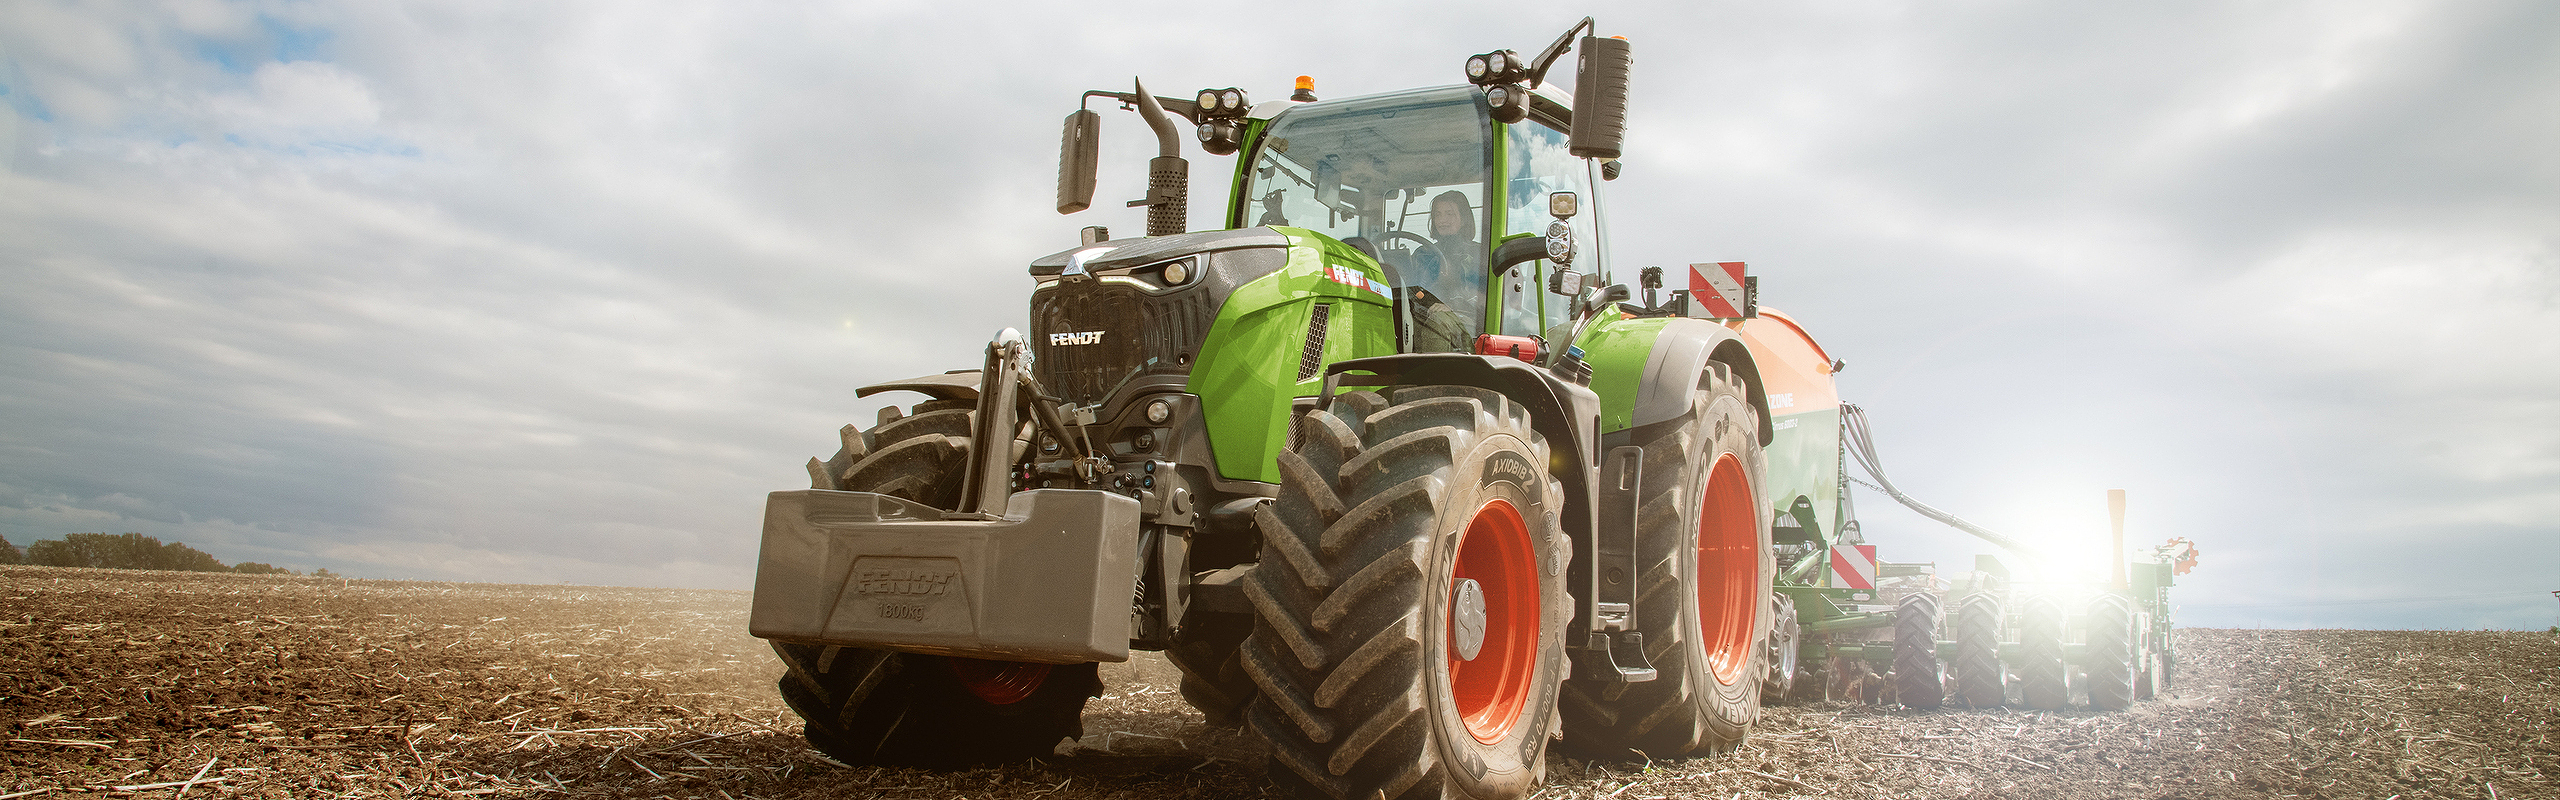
left=1689, top=261, right=1748, bottom=318
left=1830, top=544, right=1877, bottom=591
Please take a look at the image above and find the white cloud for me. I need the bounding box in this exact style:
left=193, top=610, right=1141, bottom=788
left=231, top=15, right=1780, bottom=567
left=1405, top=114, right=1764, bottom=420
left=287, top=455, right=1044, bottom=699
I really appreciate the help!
left=209, top=60, right=380, bottom=138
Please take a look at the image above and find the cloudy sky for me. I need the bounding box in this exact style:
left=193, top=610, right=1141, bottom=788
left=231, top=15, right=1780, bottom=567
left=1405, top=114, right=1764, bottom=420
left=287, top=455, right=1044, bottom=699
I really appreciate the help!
left=3, top=1, right=2553, bottom=629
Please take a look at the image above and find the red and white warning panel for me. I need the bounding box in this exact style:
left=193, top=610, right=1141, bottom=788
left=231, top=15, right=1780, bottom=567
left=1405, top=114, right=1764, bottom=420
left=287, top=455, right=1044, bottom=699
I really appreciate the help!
left=1688, top=261, right=1754, bottom=319
left=1830, top=544, right=1878, bottom=590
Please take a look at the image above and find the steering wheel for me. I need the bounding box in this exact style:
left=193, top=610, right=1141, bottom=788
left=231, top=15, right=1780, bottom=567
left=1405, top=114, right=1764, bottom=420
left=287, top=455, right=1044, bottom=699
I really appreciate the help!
left=1381, top=229, right=1470, bottom=271
left=1375, top=229, right=1436, bottom=255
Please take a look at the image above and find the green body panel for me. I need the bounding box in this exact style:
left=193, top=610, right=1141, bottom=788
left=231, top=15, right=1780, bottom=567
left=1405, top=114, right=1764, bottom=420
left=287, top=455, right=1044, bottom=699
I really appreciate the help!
left=1222, top=118, right=1273, bottom=230
left=1186, top=228, right=1397, bottom=484
left=1568, top=315, right=1669, bottom=434
left=2131, top=560, right=2173, bottom=597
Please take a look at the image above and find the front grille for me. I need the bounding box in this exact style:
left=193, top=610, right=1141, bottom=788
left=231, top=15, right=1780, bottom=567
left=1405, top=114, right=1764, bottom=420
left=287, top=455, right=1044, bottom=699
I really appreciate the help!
left=1030, top=281, right=1217, bottom=406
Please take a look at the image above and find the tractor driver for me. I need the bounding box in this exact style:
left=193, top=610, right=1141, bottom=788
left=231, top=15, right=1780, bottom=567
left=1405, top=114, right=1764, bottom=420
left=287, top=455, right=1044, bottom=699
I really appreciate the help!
left=1407, top=190, right=1483, bottom=352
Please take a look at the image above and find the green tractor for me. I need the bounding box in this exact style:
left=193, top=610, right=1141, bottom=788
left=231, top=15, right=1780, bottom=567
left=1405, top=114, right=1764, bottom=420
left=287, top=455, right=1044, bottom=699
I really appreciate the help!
left=750, top=18, right=1820, bottom=798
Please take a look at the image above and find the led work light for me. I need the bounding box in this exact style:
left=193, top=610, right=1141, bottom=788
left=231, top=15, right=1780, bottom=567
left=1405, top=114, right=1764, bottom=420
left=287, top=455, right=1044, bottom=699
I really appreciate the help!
left=1193, top=86, right=1252, bottom=156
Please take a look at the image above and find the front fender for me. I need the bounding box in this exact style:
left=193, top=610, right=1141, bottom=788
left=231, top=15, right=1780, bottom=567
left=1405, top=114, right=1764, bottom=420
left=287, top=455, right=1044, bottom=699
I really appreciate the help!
left=855, top=371, right=982, bottom=402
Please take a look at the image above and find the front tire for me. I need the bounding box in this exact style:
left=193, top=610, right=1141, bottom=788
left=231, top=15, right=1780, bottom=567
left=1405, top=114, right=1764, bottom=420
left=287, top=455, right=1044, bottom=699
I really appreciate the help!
left=1243, top=387, right=1569, bottom=800
left=1561, top=364, right=1771, bottom=757
left=773, top=397, right=1099, bottom=766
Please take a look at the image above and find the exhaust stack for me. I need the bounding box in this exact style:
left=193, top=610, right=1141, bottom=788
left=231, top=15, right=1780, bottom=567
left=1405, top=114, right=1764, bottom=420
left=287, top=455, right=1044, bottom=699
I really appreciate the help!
left=1129, top=79, right=1188, bottom=237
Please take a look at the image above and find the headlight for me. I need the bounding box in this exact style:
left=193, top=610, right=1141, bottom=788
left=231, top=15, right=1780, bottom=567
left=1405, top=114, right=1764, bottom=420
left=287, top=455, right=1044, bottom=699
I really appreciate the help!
left=1486, top=83, right=1529, bottom=124
left=1198, top=90, right=1219, bottom=111
left=1466, top=55, right=1490, bottom=80
left=1222, top=89, right=1244, bottom=109
left=1145, top=399, right=1173, bottom=424
left=1162, top=259, right=1191, bottom=286
left=1198, top=119, right=1242, bottom=156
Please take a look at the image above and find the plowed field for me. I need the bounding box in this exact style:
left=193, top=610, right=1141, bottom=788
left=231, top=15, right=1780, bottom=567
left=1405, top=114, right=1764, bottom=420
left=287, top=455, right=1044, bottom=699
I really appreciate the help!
left=3, top=565, right=2552, bottom=798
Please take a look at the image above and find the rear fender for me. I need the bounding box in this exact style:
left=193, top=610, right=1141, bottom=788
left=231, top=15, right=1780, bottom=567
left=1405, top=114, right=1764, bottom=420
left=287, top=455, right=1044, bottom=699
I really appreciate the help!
left=1580, top=316, right=1772, bottom=444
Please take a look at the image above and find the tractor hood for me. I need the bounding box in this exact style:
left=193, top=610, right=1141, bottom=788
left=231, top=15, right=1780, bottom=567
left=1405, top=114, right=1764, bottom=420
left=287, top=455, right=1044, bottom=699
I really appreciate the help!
left=1024, top=228, right=1295, bottom=410
left=1028, top=228, right=1291, bottom=276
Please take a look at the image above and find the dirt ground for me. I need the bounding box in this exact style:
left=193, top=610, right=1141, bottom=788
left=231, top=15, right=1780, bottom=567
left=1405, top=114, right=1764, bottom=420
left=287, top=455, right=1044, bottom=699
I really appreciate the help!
left=3, top=565, right=2552, bottom=799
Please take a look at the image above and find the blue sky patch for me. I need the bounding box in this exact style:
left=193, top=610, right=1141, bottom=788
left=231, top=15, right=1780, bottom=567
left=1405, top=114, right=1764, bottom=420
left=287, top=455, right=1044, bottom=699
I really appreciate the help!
left=195, top=15, right=335, bottom=75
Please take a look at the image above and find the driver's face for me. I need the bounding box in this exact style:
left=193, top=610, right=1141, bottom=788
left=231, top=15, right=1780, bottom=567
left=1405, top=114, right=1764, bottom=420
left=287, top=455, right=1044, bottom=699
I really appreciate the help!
left=1432, top=201, right=1464, bottom=238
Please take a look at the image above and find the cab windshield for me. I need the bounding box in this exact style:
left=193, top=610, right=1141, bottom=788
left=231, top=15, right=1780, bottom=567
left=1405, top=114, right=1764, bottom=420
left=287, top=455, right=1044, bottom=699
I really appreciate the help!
left=1239, top=87, right=1492, bottom=351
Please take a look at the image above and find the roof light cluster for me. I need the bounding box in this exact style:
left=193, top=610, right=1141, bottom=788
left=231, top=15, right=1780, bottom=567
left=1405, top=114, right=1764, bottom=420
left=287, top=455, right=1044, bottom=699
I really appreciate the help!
left=1193, top=86, right=1251, bottom=156
left=1465, top=49, right=1533, bottom=123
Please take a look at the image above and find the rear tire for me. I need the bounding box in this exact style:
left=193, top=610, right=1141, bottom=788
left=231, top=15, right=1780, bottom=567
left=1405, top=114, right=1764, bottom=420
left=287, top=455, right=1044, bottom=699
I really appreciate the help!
left=773, top=397, right=1099, bottom=766
left=1560, top=365, right=1771, bottom=757
left=2017, top=594, right=2069, bottom=711
left=1891, top=593, right=1945, bottom=709
left=2084, top=594, right=2137, bottom=711
left=1242, top=387, right=1568, bottom=800
left=1953, top=592, right=2006, bottom=708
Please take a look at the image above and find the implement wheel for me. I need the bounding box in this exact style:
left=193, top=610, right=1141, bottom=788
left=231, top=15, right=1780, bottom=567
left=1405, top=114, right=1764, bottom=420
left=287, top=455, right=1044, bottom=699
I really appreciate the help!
left=1561, top=365, right=1771, bottom=757
left=1242, top=387, right=1568, bottom=800
left=1761, top=592, right=1800, bottom=703
left=1891, top=593, right=1945, bottom=709
left=1953, top=592, right=2006, bottom=708
left=772, top=398, right=1100, bottom=766
left=2084, top=593, right=2137, bottom=711
left=2016, top=594, right=2069, bottom=711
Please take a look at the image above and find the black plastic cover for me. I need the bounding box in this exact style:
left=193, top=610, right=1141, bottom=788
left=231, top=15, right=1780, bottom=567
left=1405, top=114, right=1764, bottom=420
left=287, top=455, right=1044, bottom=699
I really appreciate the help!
left=1059, top=110, right=1100, bottom=214
left=1569, top=35, right=1631, bottom=159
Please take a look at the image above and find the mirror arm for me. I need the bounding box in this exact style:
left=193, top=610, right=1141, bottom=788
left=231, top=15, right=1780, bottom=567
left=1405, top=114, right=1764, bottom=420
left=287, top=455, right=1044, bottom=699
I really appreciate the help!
left=1083, top=90, right=1204, bottom=126
left=1491, top=237, right=1548, bottom=276
left=1545, top=283, right=1632, bottom=367
left=1524, top=16, right=1595, bottom=89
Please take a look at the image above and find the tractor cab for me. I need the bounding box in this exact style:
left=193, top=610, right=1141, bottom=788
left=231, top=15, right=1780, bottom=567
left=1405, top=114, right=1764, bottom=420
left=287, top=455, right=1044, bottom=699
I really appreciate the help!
left=1230, top=85, right=1602, bottom=354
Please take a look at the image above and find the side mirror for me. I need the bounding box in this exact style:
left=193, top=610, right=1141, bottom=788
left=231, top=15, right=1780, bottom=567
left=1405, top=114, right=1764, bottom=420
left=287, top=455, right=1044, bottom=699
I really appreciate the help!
left=1568, top=35, right=1630, bottom=160
left=1593, top=283, right=1632, bottom=306
left=1058, top=109, right=1100, bottom=214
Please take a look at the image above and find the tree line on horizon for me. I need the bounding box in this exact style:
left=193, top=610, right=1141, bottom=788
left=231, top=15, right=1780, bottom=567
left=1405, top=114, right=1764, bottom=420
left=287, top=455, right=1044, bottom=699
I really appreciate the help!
left=0, top=532, right=332, bottom=577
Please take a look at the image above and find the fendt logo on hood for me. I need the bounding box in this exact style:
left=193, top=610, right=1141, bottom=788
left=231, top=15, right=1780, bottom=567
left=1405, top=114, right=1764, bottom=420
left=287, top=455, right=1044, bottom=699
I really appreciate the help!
left=1050, top=331, right=1106, bottom=346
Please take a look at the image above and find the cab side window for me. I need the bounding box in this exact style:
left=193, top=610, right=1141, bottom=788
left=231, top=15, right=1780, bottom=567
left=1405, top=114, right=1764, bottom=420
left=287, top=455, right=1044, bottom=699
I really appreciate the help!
left=1503, top=122, right=1594, bottom=338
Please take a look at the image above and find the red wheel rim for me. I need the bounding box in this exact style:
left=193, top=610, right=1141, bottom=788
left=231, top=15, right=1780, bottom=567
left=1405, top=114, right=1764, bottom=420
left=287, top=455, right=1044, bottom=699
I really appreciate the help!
left=945, top=657, right=1050, bottom=705
left=1448, top=498, right=1539, bottom=744
left=1696, top=454, right=1758, bottom=686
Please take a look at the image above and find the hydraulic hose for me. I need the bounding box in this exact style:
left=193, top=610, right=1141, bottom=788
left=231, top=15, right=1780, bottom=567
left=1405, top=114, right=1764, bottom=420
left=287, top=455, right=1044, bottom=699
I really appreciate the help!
left=1840, top=403, right=2042, bottom=561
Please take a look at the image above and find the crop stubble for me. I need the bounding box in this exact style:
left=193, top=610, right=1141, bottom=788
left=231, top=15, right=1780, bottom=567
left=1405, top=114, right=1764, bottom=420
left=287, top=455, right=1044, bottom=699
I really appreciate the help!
left=3, top=565, right=2552, bottom=799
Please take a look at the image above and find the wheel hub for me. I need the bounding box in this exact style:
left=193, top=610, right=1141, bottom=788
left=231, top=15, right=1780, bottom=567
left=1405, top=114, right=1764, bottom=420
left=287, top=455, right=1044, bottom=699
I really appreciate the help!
left=1453, top=578, right=1487, bottom=661
left=1448, top=498, right=1538, bottom=745
left=1696, top=453, right=1759, bottom=686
